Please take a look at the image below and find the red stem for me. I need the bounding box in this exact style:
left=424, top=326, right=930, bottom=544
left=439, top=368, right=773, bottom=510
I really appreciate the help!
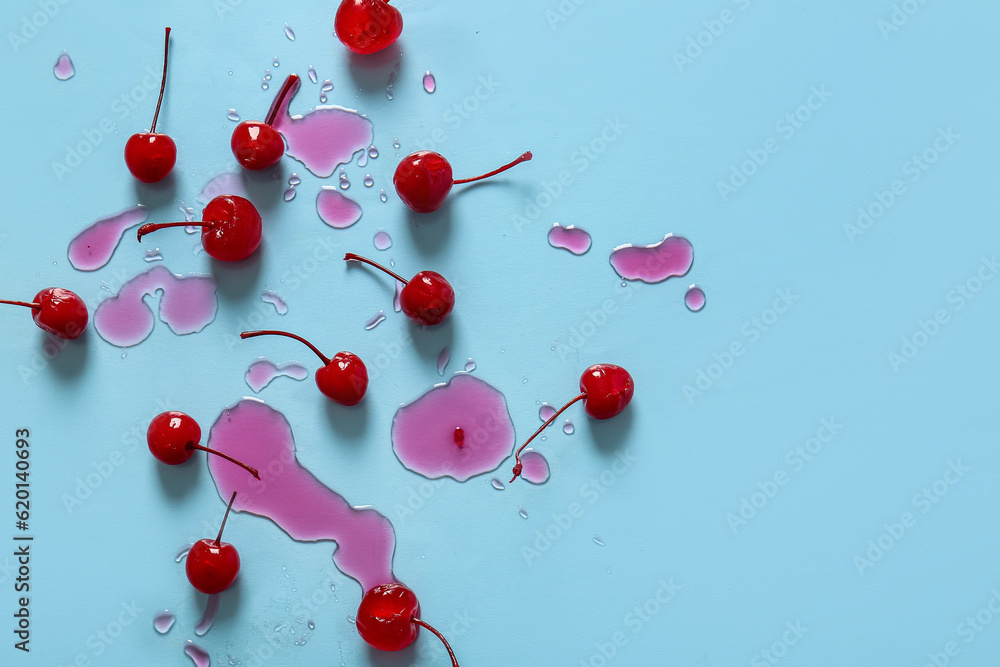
left=264, top=73, right=300, bottom=126
left=453, top=151, right=533, bottom=184
left=137, top=221, right=212, bottom=242
left=344, top=253, right=408, bottom=284
left=241, top=330, right=330, bottom=365
left=215, top=491, right=238, bottom=545
left=150, top=27, right=171, bottom=133
left=0, top=299, right=40, bottom=310
left=510, top=392, right=586, bottom=483
left=413, top=618, right=460, bottom=667
left=187, top=444, right=260, bottom=480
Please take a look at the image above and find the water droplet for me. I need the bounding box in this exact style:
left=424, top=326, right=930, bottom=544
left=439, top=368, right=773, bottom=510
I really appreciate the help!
left=284, top=24, right=295, bottom=40
left=154, top=611, right=176, bottom=634
left=175, top=543, right=194, bottom=562
left=385, top=64, right=399, bottom=100
left=274, top=623, right=287, bottom=633
left=53, top=52, right=75, bottom=80
left=144, top=248, right=163, bottom=262
left=379, top=189, right=388, bottom=203
left=522, top=375, right=528, bottom=383
left=685, top=284, right=706, bottom=312
left=261, top=290, right=288, bottom=315
left=261, top=80, right=269, bottom=90
left=519, top=507, right=528, bottom=519
left=228, top=67, right=233, bottom=76
left=436, top=346, right=450, bottom=375
left=392, top=138, right=400, bottom=151
left=264, top=68, right=272, bottom=80
left=321, top=79, right=333, bottom=93
left=593, top=535, right=606, bottom=546
left=393, top=280, right=403, bottom=312
left=422, top=71, right=436, bottom=94
left=346, top=614, right=356, bottom=624
left=563, top=420, right=575, bottom=435
left=283, top=187, right=297, bottom=201
left=491, top=477, right=505, bottom=491
left=363, top=174, right=374, bottom=188
left=307, top=618, right=315, bottom=630
left=364, top=311, right=386, bottom=330
left=227, top=109, right=240, bottom=122
left=273, top=57, right=280, bottom=67
left=373, top=229, right=392, bottom=251
left=464, top=358, right=476, bottom=372
left=289, top=173, right=301, bottom=186
left=339, top=171, right=350, bottom=190
left=368, top=145, right=379, bottom=159
left=184, top=641, right=210, bottom=667
left=307, top=66, right=317, bottom=83
left=539, top=403, right=556, bottom=422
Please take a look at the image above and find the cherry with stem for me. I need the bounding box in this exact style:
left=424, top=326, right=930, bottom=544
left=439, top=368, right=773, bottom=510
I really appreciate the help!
left=147, top=411, right=259, bottom=480
left=334, top=0, right=403, bottom=55
left=186, top=491, right=241, bottom=595
left=124, top=27, right=177, bottom=183
left=344, top=253, right=455, bottom=326
left=136, top=194, right=262, bottom=261
left=356, top=582, right=460, bottom=666
left=1, top=288, right=88, bottom=339
left=230, top=74, right=300, bottom=170
left=393, top=150, right=533, bottom=213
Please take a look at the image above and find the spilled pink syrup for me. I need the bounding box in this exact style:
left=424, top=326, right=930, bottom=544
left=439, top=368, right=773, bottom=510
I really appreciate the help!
left=184, top=641, right=210, bottom=667
left=245, top=359, right=309, bottom=393
left=270, top=76, right=374, bottom=178
left=53, top=52, right=75, bottom=80
left=519, top=450, right=550, bottom=485
left=547, top=223, right=592, bottom=255
left=206, top=399, right=396, bottom=592
left=316, top=188, right=362, bottom=229
left=194, top=594, right=220, bottom=636
left=391, top=375, right=516, bottom=481
left=94, top=265, right=218, bottom=347
left=68, top=206, right=148, bottom=271
left=610, top=234, right=693, bottom=283
left=199, top=172, right=248, bottom=203
left=685, top=284, right=706, bottom=312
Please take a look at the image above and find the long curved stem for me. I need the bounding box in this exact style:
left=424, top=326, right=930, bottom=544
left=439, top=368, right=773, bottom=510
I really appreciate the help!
left=137, top=221, right=211, bottom=242
left=510, top=392, right=585, bottom=483
left=187, top=444, right=260, bottom=480
left=453, top=151, right=532, bottom=184
left=215, top=491, right=238, bottom=545
left=150, top=27, right=171, bottom=133
left=344, top=253, right=408, bottom=284
left=265, top=73, right=300, bottom=126
left=241, top=330, right=330, bottom=365
left=413, top=618, right=460, bottom=667
left=0, top=299, right=40, bottom=310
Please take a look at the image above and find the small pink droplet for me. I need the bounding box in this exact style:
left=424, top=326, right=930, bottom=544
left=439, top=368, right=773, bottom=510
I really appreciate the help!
left=422, top=71, right=436, bottom=94
left=547, top=223, right=592, bottom=255
left=685, top=285, right=706, bottom=312
left=316, top=188, right=362, bottom=229
left=53, top=52, right=75, bottom=81
left=519, top=450, right=550, bottom=485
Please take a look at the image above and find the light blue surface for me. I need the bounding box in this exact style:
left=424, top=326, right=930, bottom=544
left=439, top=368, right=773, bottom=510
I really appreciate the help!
left=2, top=1, right=999, bottom=665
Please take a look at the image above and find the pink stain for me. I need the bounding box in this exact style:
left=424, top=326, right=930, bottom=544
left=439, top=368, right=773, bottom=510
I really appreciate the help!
left=547, top=223, right=592, bottom=255
left=245, top=359, right=309, bottom=393
left=316, top=187, right=362, bottom=228
left=610, top=234, right=693, bottom=284
left=519, top=450, right=550, bottom=485
left=206, top=399, right=396, bottom=592
left=68, top=206, right=148, bottom=271
left=685, top=285, right=706, bottom=312
left=53, top=52, right=74, bottom=80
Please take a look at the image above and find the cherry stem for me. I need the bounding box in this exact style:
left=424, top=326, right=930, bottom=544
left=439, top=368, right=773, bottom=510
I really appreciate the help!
left=187, top=444, right=260, bottom=480
left=453, top=151, right=533, bottom=185
left=0, top=299, right=40, bottom=310
left=215, top=491, right=238, bottom=546
left=137, top=221, right=212, bottom=242
left=510, top=392, right=586, bottom=483
left=241, top=330, right=330, bottom=365
left=413, top=618, right=460, bottom=667
left=264, top=73, right=300, bottom=126
left=149, top=27, right=171, bottom=133
left=343, top=253, right=408, bottom=284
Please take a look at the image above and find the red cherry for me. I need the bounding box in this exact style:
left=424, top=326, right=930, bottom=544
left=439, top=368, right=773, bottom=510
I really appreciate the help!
left=344, top=253, right=454, bottom=326
left=334, top=0, right=403, bottom=55
left=510, top=364, right=634, bottom=482
left=136, top=195, right=262, bottom=261
left=240, top=330, right=368, bottom=406
left=146, top=411, right=259, bottom=479
left=231, top=74, right=300, bottom=170
left=125, top=28, right=176, bottom=183
left=186, top=491, right=241, bottom=594
left=1, top=288, right=88, bottom=339
left=393, top=150, right=532, bottom=213
left=356, top=583, right=460, bottom=666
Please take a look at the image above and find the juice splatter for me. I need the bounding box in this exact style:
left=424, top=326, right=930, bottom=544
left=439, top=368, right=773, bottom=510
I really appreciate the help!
left=547, top=224, right=592, bottom=255
left=422, top=71, right=436, bottom=94
left=53, top=52, right=75, bottom=80
left=685, top=285, right=706, bottom=312
left=316, top=188, right=362, bottom=229
left=184, top=641, right=210, bottom=667
left=519, top=450, right=550, bottom=484
left=610, top=234, right=693, bottom=283
left=67, top=207, right=148, bottom=271
left=245, top=359, right=309, bottom=393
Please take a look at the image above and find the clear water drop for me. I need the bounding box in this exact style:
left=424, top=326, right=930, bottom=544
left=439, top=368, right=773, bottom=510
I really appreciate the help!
left=392, top=138, right=400, bottom=151
left=364, top=311, right=386, bottom=330
left=153, top=611, right=176, bottom=634
left=175, top=543, right=194, bottom=562
left=519, top=507, right=528, bottom=519
left=307, top=619, right=315, bottom=630
left=593, top=535, right=606, bottom=546
left=464, top=358, right=476, bottom=372
left=284, top=24, right=295, bottom=40
left=368, top=145, right=379, bottom=159
left=144, top=248, right=163, bottom=262
left=379, top=189, right=387, bottom=203
left=539, top=403, right=556, bottom=422
left=283, top=187, right=296, bottom=202
left=436, top=346, right=450, bottom=375
left=363, top=174, right=374, bottom=188
left=321, top=79, right=333, bottom=93
left=491, top=477, right=505, bottom=491
left=261, top=80, right=269, bottom=90
left=273, top=57, right=280, bottom=67
left=563, top=420, right=575, bottom=435
left=227, top=109, right=240, bottom=122
left=422, top=71, right=436, bottom=94
left=289, top=173, right=301, bottom=186
left=307, top=66, right=317, bottom=83
left=339, top=169, right=350, bottom=190
left=319, top=93, right=327, bottom=104
left=264, top=68, right=272, bottom=80
left=373, top=229, right=392, bottom=251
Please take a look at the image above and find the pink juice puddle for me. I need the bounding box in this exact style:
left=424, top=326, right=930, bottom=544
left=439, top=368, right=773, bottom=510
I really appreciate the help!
left=153, top=611, right=175, bottom=634
left=194, top=594, right=220, bottom=636
left=422, top=71, right=436, bottom=94
left=685, top=284, right=706, bottom=312
left=610, top=234, right=693, bottom=283
left=245, top=359, right=309, bottom=393
left=316, top=188, right=362, bottom=229
left=519, top=450, right=550, bottom=485
left=53, top=52, right=75, bottom=80
left=547, top=223, right=592, bottom=255
left=94, top=265, right=218, bottom=347
left=184, top=641, right=210, bottom=667
left=206, top=399, right=396, bottom=592
left=68, top=206, right=148, bottom=271
left=269, top=75, right=373, bottom=178
left=198, top=172, right=248, bottom=203
left=436, top=346, right=450, bottom=375
left=261, top=290, right=288, bottom=314
left=373, top=229, right=392, bottom=250
left=391, top=374, right=516, bottom=481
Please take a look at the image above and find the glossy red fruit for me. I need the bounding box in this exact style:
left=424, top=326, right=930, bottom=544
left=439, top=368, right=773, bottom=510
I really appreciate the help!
left=231, top=74, right=299, bottom=170
left=146, top=411, right=259, bottom=478
left=334, top=0, right=403, bottom=55
left=240, top=331, right=368, bottom=406
left=344, top=253, right=455, bottom=326
left=1, top=288, right=89, bottom=339
left=136, top=195, right=263, bottom=262
left=510, top=364, right=634, bottom=482
left=186, top=491, right=241, bottom=594
left=393, top=150, right=532, bottom=213
left=125, top=28, right=176, bottom=183
left=356, top=583, right=460, bottom=666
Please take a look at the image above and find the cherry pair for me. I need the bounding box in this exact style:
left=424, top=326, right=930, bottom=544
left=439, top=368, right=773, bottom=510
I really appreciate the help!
left=1, top=288, right=88, bottom=339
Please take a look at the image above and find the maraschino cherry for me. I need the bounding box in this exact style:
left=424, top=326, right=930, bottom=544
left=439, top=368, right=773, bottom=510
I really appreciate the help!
left=124, top=27, right=176, bottom=183
left=240, top=330, right=368, bottom=406
left=334, top=0, right=403, bottom=55
left=146, top=411, right=259, bottom=479
left=136, top=194, right=262, bottom=261
left=356, top=583, right=460, bottom=666
left=344, top=253, right=454, bottom=326
left=393, top=150, right=532, bottom=213
left=230, top=73, right=299, bottom=170
left=510, top=364, right=634, bottom=482
left=187, top=491, right=241, bottom=594
left=1, top=288, right=88, bottom=339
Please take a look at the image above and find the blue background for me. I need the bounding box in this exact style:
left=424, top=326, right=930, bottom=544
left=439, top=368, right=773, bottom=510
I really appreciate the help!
left=1, top=0, right=999, bottom=665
